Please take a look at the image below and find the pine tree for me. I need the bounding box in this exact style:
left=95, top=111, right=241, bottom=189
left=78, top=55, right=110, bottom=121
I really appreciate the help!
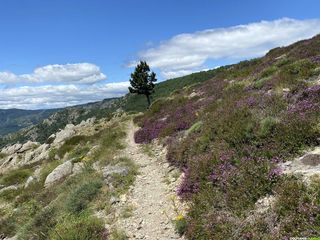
left=128, top=61, right=157, bottom=108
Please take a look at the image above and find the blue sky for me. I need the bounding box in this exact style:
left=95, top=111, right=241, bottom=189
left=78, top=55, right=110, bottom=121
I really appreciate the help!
left=0, top=0, right=320, bottom=109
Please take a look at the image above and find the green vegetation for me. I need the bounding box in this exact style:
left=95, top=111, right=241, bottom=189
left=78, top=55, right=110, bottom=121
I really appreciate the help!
left=0, top=118, right=138, bottom=239
left=0, top=167, right=32, bottom=186
left=65, top=179, right=103, bottom=214
left=49, top=213, right=106, bottom=240
left=129, top=61, right=157, bottom=107
left=173, top=215, right=188, bottom=236
left=134, top=34, right=320, bottom=239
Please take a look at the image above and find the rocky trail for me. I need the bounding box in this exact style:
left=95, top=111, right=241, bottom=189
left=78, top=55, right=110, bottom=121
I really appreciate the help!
left=113, top=120, right=184, bottom=240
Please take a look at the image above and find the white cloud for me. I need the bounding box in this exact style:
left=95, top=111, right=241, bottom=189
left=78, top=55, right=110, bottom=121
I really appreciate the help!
left=0, top=82, right=130, bottom=109
left=0, top=63, right=121, bottom=109
left=136, top=18, right=320, bottom=78
left=0, top=63, right=106, bottom=84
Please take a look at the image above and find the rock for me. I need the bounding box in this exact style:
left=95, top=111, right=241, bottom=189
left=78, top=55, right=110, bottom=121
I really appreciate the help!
left=255, top=195, right=276, bottom=214
left=31, top=144, right=50, bottom=164
left=72, top=162, right=85, bottom=175
left=110, top=196, right=120, bottom=204
left=24, top=176, right=35, bottom=188
left=1, top=154, right=19, bottom=167
left=47, top=134, right=56, bottom=144
left=301, top=154, right=320, bottom=166
left=24, top=151, right=35, bottom=163
left=18, top=141, right=38, bottom=153
left=1, top=143, right=22, bottom=155
left=102, top=165, right=129, bottom=180
left=34, top=167, right=42, bottom=179
left=92, top=162, right=100, bottom=171
left=0, top=185, right=18, bottom=194
left=120, top=194, right=127, bottom=203
left=282, top=88, right=290, bottom=93
left=53, top=124, right=76, bottom=144
left=188, top=91, right=200, bottom=98
left=44, top=161, right=73, bottom=187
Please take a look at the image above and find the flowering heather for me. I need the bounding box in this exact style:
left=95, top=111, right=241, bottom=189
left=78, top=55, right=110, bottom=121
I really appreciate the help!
left=310, top=55, right=320, bottom=63
left=177, top=168, right=199, bottom=200
left=133, top=35, right=320, bottom=239
left=236, top=96, right=257, bottom=108
left=268, top=166, right=283, bottom=181
left=134, top=101, right=199, bottom=143
left=287, top=85, right=320, bottom=116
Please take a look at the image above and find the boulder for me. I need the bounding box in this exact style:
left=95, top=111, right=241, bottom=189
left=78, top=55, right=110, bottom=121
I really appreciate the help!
left=72, top=162, right=85, bottom=175
left=53, top=124, right=76, bottom=144
left=1, top=143, right=22, bottom=155
left=102, top=165, right=129, bottom=180
left=31, top=144, right=50, bottom=163
left=0, top=185, right=18, bottom=194
left=44, top=161, right=73, bottom=187
left=18, top=141, right=38, bottom=153
left=24, top=176, right=35, bottom=188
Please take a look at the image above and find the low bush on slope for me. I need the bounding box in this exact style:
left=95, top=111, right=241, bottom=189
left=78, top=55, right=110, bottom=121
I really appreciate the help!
left=134, top=35, right=320, bottom=239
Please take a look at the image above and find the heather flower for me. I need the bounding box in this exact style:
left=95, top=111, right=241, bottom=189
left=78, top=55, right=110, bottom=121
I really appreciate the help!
left=177, top=168, right=200, bottom=199
left=268, top=166, right=283, bottom=180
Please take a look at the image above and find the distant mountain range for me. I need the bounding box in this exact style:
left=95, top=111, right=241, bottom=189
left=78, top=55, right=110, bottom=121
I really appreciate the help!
left=0, top=108, right=59, bottom=136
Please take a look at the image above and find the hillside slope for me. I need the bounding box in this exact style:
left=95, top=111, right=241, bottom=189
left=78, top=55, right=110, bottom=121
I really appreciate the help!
left=133, top=34, right=320, bottom=239
left=0, top=34, right=320, bottom=240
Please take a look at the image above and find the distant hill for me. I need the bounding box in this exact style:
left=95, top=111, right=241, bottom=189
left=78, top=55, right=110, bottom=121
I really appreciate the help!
left=0, top=108, right=59, bottom=136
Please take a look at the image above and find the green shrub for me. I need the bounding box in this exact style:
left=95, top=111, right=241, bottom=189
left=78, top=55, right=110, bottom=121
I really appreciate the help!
left=260, top=66, right=278, bottom=78
left=173, top=215, right=188, bottom=236
left=258, top=116, right=278, bottom=138
left=18, top=206, right=57, bottom=240
left=109, top=229, right=128, bottom=240
left=65, top=180, right=103, bottom=214
left=49, top=213, right=106, bottom=240
left=57, top=135, right=88, bottom=158
left=0, top=168, right=32, bottom=186
left=186, top=121, right=203, bottom=135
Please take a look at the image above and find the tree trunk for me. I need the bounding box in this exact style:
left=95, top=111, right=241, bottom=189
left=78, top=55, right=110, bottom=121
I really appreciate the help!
left=146, top=94, right=151, bottom=108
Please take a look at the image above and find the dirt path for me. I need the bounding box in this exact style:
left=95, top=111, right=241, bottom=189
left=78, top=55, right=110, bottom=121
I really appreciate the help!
left=115, top=120, right=184, bottom=240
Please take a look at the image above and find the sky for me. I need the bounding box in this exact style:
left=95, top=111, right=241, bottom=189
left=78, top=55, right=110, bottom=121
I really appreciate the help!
left=0, top=0, right=320, bottom=109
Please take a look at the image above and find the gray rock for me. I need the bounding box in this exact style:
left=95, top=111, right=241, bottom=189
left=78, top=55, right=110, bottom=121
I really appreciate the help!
left=110, top=196, right=120, bottom=204
left=24, top=176, right=35, bottom=188
left=18, top=141, right=38, bottom=153
left=53, top=124, right=76, bottom=144
left=0, top=185, right=18, bottom=194
left=1, top=143, right=22, bottom=155
left=72, top=162, right=85, bottom=175
left=44, top=161, right=73, bottom=187
left=102, top=165, right=129, bottom=179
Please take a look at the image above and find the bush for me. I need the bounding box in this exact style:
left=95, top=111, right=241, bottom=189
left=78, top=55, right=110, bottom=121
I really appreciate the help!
left=173, top=215, right=188, bottom=236
left=57, top=135, right=88, bottom=158
left=18, top=206, right=57, bottom=240
left=258, top=116, right=278, bottom=138
left=0, top=168, right=32, bottom=186
left=49, top=213, right=107, bottom=240
left=65, top=180, right=103, bottom=214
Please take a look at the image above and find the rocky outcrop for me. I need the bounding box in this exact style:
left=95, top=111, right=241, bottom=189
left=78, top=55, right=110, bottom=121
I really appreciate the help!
left=1, top=143, right=22, bottom=156
left=17, top=141, right=38, bottom=153
left=280, top=147, right=320, bottom=182
left=53, top=124, right=76, bottom=144
left=44, top=161, right=73, bottom=187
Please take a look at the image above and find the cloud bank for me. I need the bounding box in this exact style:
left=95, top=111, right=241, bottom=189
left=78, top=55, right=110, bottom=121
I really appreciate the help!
left=0, top=63, right=106, bottom=84
left=135, top=18, right=320, bottom=78
left=0, top=82, right=130, bottom=109
left=0, top=63, right=129, bottom=109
